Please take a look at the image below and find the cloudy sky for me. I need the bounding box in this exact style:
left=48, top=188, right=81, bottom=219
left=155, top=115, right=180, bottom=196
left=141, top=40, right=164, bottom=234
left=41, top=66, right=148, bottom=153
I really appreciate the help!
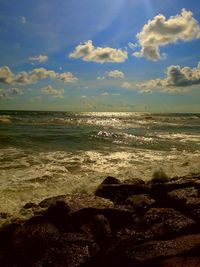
left=0, top=0, right=200, bottom=112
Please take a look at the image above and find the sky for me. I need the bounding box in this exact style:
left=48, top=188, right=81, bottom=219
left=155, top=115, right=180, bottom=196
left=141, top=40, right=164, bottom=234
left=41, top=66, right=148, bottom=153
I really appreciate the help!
left=0, top=0, right=200, bottom=112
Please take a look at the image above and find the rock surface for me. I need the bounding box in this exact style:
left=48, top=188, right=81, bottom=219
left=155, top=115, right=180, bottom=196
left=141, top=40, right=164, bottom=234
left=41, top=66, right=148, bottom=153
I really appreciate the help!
left=1, top=174, right=200, bottom=266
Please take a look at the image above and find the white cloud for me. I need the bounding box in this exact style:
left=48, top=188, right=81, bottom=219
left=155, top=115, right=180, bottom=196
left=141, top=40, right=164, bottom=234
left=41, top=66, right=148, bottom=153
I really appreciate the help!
left=69, top=40, right=128, bottom=63
left=133, top=9, right=200, bottom=61
left=41, top=85, right=64, bottom=98
left=21, top=16, right=27, bottom=25
left=97, top=76, right=105, bottom=80
left=121, top=82, right=134, bottom=89
left=107, top=70, right=124, bottom=78
left=0, top=66, right=78, bottom=85
left=101, top=92, right=120, bottom=96
left=58, top=72, right=78, bottom=83
left=29, top=55, right=48, bottom=63
left=137, top=62, right=200, bottom=92
left=97, top=70, right=124, bottom=80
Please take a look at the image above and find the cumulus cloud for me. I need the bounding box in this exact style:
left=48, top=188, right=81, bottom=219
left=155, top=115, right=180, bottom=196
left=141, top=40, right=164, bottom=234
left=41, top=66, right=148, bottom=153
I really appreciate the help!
left=29, top=55, right=48, bottom=63
left=0, top=87, right=23, bottom=99
left=58, top=72, right=78, bottom=83
left=0, top=66, right=78, bottom=85
left=137, top=62, right=200, bottom=92
left=69, top=40, right=128, bottom=63
left=41, top=85, right=64, bottom=98
left=121, top=82, right=134, bottom=89
left=133, top=9, right=200, bottom=61
left=97, top=70, right=124, bottom=80
left=107, top=70, right=124, bottom=78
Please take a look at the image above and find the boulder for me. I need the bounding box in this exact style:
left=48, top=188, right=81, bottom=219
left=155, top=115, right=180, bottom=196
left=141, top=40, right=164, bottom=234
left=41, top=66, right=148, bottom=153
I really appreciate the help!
left=126, top=194, right=155, bottom=215
left=45, top=200, right=71, bottom=232
left=81, top=214, right=111, bottom=248
left=142, top=208, right=196, bottom=237
left=160, top=256, right=200, bottom=267
left=0, top=222, right=98, bottom=267
left=167, top=187, right=200, bottom=219
left=39, top=195, right=68, bottom=208
left=95, top=183, right=150, bottom=203
left=100, top=176, right=121, bottom=185
left=70, top=207, right=136, bottom=232
left=126, top=234, right=200, bottom=265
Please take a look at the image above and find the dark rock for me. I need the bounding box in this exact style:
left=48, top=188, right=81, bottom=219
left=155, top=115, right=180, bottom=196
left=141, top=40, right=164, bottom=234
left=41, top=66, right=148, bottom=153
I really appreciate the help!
left=23, top=202, right=39, bottom=209
left=82, top=214, right=111, bottom=248
left=25, top=215, right=47, bottom=225
left=0, top=212, right=9, bottom=219
left=142, top=208, right=196, bottom=237
left=126, top=194, right=155, bottom=214
left=0, top=222, right=21, bottom=249
left=126, top=234, right=200, bottom=265
left=45, top=200, right=71, bottom=232
left=167, top=188, right=200, bottom=220
left=95, top=183, right=150, bottom=203
left=151, top=174, right=200, bottom=196
left=71, top=207, right=136, bottom=232
left=100, top=176, right=121, bottom=185
left=123, top=178, right=145, bottom=185
left=39, top=194, right=67, bottom=208
left=167, top=187, right=199, bottom=203
left=0, top=223, right=98, bottom=267
left=67, top=195, right=114, bottom=213
left=160, top=256, right=200, bottom=267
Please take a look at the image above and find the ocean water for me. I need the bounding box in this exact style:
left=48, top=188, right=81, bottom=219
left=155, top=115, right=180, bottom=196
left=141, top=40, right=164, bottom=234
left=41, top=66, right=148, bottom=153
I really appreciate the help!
left=0, top=111, right=200, bottom=215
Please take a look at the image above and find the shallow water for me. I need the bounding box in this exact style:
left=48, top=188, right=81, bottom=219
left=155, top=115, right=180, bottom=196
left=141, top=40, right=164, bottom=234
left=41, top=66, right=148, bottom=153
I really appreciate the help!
left=0, top=111, right=200, bottom=215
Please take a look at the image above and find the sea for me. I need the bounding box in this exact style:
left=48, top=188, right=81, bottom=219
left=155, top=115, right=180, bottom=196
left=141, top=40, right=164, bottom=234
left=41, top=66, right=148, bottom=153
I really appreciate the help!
left=0, top=111, right=200, bottom=216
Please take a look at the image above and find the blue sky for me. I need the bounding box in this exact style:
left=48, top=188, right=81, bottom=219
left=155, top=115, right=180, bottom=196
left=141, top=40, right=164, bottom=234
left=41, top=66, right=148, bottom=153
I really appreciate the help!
left=0, top=0, right=200, bottom=112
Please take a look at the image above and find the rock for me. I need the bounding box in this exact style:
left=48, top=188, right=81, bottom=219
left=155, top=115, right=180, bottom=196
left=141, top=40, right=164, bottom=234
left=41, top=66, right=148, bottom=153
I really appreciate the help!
left=0, top=222, right=60, bottom=266
left=142, top=208, right=196, bottom=237
left=39, top=194, right=68, bottom=208
left=126, top=234, right=200, bottom=265
left=167, top=188, right=200, bottom=219
left=100, top=176, right=121, bottom=185
left=126, top=194, right=155, bottom=214
left=23, top=202, right=39, bottom=209
left=39, top=194, right=114, bottom=212
left=67, top=195, right=114, bottom=213
left=0, top=212, right=9, bottom=219
left=95, top=183, right=149, bottom=203
left=0, top=223, right=98, bottom=267
left=45, top=200, right=71, bottom=231
left=167, top=187, right=199, bottom=203
left=150, top=174, right=200, bottom=201
left=160, top=256, right=200, bottom=267
left=81, top=214, right=111, bottom=248
left=0, top=222, right=21, bottom=249
left=123, top=178, right=145, bottom=185
left=71, top=207, right=136, bottom=232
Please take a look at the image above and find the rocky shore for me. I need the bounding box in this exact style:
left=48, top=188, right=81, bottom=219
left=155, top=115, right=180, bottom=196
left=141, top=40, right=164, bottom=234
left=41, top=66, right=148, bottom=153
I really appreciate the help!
left=1, top=173, right=200, bottom=266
